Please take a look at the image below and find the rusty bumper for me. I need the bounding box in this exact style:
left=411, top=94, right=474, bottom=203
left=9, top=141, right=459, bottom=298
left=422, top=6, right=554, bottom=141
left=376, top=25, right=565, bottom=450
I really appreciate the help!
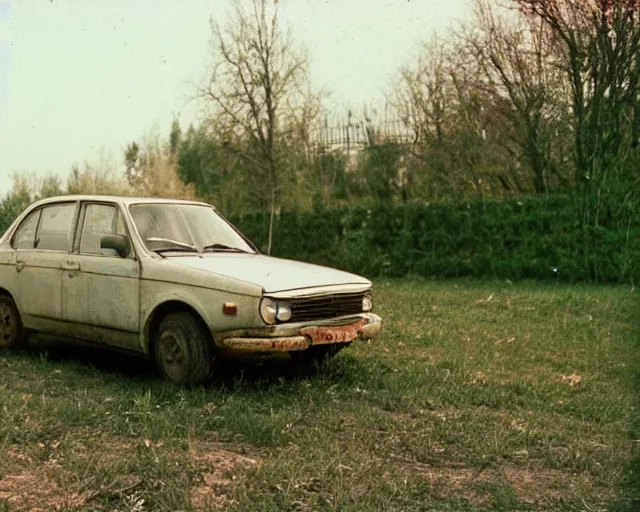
left=216, top=313, right=382, bottom=353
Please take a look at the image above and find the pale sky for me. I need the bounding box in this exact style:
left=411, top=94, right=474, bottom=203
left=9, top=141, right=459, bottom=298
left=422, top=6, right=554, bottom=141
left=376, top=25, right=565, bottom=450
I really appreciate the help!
left=0, top=0, right=472, bottom=194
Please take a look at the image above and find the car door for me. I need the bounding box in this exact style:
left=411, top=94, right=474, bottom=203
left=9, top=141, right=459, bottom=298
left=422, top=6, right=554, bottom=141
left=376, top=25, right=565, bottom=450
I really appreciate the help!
left=61, top=201, right=140, bottom=350
left=11, top=201, right=78, bottom=328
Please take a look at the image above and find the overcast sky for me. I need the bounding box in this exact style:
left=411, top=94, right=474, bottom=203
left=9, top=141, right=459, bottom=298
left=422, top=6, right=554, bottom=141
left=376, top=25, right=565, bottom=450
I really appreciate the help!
left=0, top=0, right=472, bottom=194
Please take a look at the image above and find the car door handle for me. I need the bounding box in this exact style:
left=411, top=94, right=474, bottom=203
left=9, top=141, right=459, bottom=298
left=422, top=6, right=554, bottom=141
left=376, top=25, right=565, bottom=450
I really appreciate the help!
left=63, top=260, right=81, bottom=276
left=15, top=259, right=25, bottom=273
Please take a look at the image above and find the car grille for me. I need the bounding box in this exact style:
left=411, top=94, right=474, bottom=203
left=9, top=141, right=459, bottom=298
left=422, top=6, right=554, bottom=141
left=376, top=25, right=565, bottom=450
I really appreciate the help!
left=289, top=291, right=366, bottom=323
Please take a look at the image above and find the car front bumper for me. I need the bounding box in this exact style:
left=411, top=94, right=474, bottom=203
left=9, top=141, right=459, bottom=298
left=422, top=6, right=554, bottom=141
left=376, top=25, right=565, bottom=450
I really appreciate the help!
left=214, top=313, right=382, bottom=353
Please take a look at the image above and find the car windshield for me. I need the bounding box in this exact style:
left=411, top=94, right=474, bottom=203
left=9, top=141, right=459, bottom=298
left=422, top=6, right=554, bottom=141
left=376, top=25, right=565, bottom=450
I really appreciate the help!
left=128, top=203, right=256, bottom=255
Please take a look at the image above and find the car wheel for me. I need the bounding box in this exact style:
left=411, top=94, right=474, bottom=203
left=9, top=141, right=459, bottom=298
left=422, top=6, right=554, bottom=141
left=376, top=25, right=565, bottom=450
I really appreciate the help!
left=290, top=343, right=348, bottom=367
left=0, top=295, right=25, bottom=349
left=154, top=312, right=214, bottom=386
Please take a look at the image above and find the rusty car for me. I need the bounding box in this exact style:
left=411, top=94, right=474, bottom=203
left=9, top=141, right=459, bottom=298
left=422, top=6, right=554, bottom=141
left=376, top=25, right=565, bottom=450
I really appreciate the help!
left=0, top=195, right=382, bottom=384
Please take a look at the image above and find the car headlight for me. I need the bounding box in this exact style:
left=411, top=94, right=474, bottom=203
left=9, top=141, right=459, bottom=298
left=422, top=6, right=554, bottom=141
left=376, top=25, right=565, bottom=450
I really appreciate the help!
left=362, top=291, right=373, bottom=312
left=276, top=301, right=292, bottom=322
left=259, top=298, right=293, bottom=324
left=260, top=298, right=277, bottom=324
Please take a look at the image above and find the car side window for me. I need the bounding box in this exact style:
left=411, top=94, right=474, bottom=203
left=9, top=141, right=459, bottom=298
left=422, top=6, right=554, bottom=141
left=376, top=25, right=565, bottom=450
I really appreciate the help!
left=35, top=203, right=76, bottom=251
left=79, top=204, right=125, bottom=256
left=12, top=209, right=42, bottom=250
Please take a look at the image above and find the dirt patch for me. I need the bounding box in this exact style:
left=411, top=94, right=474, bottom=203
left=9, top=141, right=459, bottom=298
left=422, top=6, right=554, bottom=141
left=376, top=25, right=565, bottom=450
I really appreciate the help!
left=187, top=441, right=261, bottom=511
left=1, top=437, right=261, bottom=511
left=1, top=442, right=94, bottom=510
left=0, top=473, right=90, bottom=512
left=70, top=436, right=137, bottom=464
left=414, top=462, right=608, bottom=506
left=6, top=446, right=33, bottom=465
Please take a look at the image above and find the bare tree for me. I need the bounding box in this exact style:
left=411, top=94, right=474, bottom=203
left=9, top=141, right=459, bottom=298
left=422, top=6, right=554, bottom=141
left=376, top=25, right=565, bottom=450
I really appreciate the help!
left=390, top=39, right=475, bottom=197
left=514, top=0, right=640, bottom=189
left=198, top=0, right=316, bottom=254
left=391, top=38, right=520, bottom=199
left=391, top=39, right=450, bottom=146
left=466, top=0, right=572, bottom=193
left=514, top=0, right=640, bottom=279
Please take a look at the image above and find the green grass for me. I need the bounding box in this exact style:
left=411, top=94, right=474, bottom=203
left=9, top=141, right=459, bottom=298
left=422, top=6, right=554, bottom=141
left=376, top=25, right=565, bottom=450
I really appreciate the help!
left=0, top=279, right=638, bottom=511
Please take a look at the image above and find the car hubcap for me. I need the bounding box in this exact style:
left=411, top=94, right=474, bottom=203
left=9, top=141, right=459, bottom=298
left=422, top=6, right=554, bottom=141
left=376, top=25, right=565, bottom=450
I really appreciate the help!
left=0, top=303, right=15, bottom=344
left=158, top=332, right=186, bottom=380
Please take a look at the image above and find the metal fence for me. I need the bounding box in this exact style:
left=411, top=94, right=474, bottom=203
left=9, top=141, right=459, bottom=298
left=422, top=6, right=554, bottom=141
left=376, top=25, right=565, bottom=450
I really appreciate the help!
left=307, top=104, right=414, bottom=154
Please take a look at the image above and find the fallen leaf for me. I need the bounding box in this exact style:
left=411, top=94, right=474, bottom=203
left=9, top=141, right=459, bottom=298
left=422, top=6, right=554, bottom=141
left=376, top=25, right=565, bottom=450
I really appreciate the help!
left=470, top=371, right=487, bottom=385
left=203, top=402, right=217, bottom=414
left=495, top=337, right=516, bottom=345
left=510, top=419, right=527, bottom=432
left=476, top=294, right=494, bottom=305
left=560, top=373, right=582, bottom=387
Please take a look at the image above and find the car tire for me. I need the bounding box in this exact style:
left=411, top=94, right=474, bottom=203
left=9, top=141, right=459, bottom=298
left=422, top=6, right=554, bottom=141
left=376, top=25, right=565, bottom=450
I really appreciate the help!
left=290, top=343, right=348, bottom=367
left=0, top=295, right=26, bottom=349
left=154, top=312, right=214, bottom=386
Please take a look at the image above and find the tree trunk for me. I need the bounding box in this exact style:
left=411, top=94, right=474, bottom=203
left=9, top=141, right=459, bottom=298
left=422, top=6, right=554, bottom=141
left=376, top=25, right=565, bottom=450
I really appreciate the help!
left=267, top=186, right=276, bottom=255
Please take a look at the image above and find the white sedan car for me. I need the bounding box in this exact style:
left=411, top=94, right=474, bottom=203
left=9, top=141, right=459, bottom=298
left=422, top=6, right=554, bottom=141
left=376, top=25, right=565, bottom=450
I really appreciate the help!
left=0, top=195, right=382, bottom=385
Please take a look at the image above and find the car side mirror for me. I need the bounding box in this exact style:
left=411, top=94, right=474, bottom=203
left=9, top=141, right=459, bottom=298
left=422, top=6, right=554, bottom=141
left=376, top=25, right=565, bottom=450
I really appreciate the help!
left=100, top=234, right=130, bottom=258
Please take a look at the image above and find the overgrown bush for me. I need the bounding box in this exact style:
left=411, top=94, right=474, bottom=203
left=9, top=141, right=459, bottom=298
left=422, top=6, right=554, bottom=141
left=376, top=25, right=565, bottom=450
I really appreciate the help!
left=230, top=194, right=639, bottom=284
left=1, top=189, right=635, bottom=284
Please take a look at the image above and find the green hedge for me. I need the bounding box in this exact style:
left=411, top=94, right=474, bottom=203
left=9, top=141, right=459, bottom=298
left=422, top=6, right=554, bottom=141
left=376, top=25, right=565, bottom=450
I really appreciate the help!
left=230, top=195, right=640, bottom=284
left=1, top=194, right=636, bottom=283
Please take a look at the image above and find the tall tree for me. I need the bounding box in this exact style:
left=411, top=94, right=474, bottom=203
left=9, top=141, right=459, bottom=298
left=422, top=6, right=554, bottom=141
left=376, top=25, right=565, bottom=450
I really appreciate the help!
left=513, top=0, right=640, bottom=183
left=199, top=0, right=316, bottom=254
left=466, top=0, right=572, bottom=193
left=514, top=0, right=640, bottom=279
left=391, top=38, right=519, bottom=199
left=124, top=134, right=195, bottom=200
left=169, top=119, right=182, bottom=155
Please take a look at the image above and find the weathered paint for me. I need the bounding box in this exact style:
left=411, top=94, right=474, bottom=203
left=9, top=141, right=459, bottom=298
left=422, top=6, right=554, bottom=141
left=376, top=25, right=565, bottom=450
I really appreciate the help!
left=170, top=254, right=370, bottom=294
left=0, top=195, right=383, bottom=357
left=62, top=254, right=140, bottom=335
left=216, top=314, right=383, bottom=353
left=213, top=313, right=382, bottom=341
left=220, top=335, right=310, bottom=352
left=300, top=319, right=367, bottom=345
left=13, top=251, right=66, bottom=320
left=359, top=315, right=383, bottom=339
left=139, top=279, right=262, bottom=352
left=23, top=315, right=140, bottom=351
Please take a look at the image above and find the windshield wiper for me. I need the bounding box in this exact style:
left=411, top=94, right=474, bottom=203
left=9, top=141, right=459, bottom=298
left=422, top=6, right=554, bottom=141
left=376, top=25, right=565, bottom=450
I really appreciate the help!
left=152, top=246, right=200, bottom=255
left=202, top=242, right=250, bottom=254
left=146, top=237, right=200, bottom=255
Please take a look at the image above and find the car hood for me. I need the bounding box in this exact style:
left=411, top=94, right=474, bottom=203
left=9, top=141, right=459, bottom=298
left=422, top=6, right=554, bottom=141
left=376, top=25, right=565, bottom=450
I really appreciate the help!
left=169, top=253, right=370, bottom=293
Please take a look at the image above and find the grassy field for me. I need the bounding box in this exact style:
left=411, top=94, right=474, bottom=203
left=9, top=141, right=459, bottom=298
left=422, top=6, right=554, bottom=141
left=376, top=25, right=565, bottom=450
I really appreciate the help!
left=0, top=279, right=638, bottom=511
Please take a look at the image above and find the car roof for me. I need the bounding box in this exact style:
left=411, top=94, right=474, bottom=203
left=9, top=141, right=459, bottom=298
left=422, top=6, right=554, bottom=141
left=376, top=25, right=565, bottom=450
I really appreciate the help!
left=29, top=194, right=213, bottom=208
